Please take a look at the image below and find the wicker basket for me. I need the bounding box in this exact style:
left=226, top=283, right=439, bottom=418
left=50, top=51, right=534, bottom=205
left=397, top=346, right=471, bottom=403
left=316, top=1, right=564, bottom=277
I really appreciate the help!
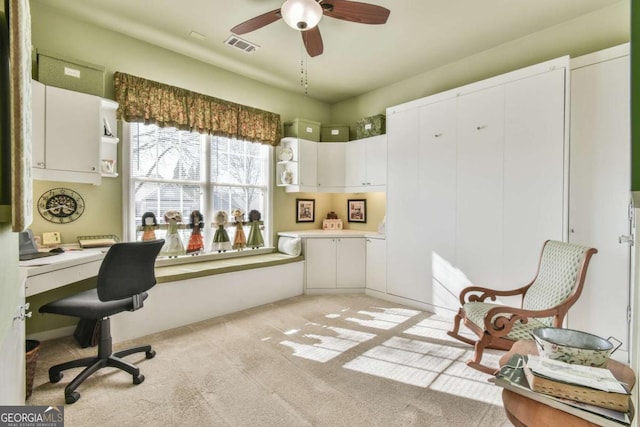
left=25, top=340, right=40, bottom=399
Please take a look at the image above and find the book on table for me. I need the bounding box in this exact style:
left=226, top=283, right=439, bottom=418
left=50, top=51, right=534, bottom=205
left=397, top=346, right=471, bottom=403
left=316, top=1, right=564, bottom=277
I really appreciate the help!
left=524, top=355, right=630, bottom=412
left=495, top=354, right=633, bottom=427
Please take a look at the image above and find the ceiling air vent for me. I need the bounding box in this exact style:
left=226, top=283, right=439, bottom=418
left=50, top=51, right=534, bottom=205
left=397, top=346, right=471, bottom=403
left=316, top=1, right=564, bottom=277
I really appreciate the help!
left=224, top=35, right=259, bottom=54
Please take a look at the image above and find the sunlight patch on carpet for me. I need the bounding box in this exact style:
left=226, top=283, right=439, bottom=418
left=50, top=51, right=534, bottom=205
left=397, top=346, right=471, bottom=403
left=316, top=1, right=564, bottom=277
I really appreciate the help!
left=280, top=326, right=376, bottom=362
left=404, top=317, right=477, bottom=344
left=343, top=336, right=502, bottom=405
left=346, top=307, right=421, bottom=330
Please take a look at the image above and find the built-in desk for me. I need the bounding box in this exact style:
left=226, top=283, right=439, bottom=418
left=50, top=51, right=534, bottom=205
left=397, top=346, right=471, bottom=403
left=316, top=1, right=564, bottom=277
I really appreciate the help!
left=20, top=249, right=107, bottom=297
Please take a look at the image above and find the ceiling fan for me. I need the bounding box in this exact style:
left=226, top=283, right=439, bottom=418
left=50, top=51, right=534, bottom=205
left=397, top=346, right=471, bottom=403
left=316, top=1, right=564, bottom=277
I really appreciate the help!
left=230, top=0, right=390, bottom=57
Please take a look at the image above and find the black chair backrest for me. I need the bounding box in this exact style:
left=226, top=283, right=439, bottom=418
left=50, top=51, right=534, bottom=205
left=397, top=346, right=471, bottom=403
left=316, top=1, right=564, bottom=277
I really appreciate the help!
left=97, top=240, right=164, bottom=302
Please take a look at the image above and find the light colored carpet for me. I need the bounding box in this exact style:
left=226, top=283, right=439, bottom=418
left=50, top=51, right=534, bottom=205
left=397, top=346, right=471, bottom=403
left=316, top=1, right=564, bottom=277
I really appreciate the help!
left=27, top=294, right=511, bottom=426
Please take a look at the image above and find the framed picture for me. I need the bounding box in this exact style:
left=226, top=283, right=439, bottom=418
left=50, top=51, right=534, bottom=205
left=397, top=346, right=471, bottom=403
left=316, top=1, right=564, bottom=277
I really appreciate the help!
left=348, top=199, right=367, bottom=223
left=296, top=198, right=315, bottom=223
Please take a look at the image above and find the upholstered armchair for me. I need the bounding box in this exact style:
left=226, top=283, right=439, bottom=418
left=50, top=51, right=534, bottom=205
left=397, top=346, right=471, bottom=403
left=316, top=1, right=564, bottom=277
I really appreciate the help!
left=447, top=240, right=597, bottom=374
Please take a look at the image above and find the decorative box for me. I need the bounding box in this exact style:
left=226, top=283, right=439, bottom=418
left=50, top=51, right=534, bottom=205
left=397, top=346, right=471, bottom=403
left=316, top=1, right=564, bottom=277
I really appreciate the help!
left=283, top=118, right=321, bottom=142
left=322, top=219, right=343, bottom=230
left=320, top=124, right=349, bottom=142
left=37, top=50, right=106, bottom=97
left=356, top=114, right=386, bottom=139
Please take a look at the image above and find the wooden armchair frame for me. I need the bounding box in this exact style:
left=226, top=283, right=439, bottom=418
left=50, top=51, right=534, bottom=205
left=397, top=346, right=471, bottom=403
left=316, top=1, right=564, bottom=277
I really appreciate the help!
left=447, top=240, right=598, bottom=374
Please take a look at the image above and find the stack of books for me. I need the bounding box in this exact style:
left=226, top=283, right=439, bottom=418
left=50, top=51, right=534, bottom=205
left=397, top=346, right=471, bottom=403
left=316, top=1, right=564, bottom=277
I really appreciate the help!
left=495, top=354, right=633, bottom=426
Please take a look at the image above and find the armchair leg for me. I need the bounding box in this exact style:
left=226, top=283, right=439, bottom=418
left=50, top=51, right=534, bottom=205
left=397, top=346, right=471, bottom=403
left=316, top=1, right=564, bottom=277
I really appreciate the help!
left=465, top=334, right=498, bottom=375
left=447, top=310, right=476, bottom=346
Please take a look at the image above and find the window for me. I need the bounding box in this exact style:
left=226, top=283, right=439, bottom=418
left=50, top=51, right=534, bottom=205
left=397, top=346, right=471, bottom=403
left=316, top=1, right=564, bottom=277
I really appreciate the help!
left=123, top=122, right=271, bottom=251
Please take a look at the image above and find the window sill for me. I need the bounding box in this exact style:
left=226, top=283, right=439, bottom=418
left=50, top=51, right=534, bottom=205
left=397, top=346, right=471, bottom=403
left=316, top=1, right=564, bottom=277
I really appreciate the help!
left=154, top=248, right=304, bottom=283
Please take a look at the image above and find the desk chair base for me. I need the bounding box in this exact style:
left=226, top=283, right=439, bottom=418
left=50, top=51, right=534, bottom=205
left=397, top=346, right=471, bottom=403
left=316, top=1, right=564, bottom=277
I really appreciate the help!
left=48, top=317, right=155, bottom=404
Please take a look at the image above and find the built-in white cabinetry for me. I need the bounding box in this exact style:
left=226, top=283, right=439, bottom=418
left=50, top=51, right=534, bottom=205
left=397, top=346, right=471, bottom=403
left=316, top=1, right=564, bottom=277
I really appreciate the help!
left=345, top=134, right=386, bottom=192
left=31, top=83, right=119, bottom=185
left=386, top=57, right=568, bottom=312
left=316, top=143, right=345, bottom=192
left=100, top=99, right=119, bottom=178
left=276, top=137, right=317, bottom=192
left=567, top=44, right=630, bottom=360
left=304, top=237, right=366, bottom=290
left=365, top=236, right=386, bottom=293
left=277, top=135, right=386, bottom=193
left=32, top=80, right=46, bottom=169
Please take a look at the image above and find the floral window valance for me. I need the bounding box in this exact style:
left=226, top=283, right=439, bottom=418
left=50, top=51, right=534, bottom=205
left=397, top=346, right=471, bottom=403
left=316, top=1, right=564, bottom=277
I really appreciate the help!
left=114, top=72, right=281, bottom=146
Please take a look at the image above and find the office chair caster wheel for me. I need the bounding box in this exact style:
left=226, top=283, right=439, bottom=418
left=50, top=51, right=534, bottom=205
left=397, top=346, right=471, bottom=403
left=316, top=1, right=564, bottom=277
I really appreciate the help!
left=145, top=349, right=156, bottom=359
left=49, top=372, right=63, bottom=383
left=65, top=391, right=80, bottom=404
left=133, top=374, right=145, bottom=385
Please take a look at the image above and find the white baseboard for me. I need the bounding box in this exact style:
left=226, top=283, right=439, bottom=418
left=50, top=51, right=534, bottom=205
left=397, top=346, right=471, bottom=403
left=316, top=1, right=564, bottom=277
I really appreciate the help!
left=27, top=326, right=75, bottom=343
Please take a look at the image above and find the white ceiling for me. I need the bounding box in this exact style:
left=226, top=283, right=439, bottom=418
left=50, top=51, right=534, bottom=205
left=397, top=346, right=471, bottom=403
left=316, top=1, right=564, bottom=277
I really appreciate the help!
left=35, top=0, right=623, bottom=104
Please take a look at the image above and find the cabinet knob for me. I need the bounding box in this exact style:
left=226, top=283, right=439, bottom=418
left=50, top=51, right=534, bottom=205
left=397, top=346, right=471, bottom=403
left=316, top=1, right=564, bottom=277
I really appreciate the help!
left=476, top=125, right=487, bottom=131
left=434, top=133, right=443, bottom=138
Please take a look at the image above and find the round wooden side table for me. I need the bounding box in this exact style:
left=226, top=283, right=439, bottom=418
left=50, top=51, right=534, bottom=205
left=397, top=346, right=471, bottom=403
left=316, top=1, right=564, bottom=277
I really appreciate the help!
left=499, top=340, right=636, bottom=427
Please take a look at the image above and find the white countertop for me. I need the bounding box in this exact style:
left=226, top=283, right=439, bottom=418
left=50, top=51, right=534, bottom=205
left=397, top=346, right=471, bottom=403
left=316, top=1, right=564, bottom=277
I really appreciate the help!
left=19, top=248, right=107, bottom=277
left=278, top=230, right=385, bottom=239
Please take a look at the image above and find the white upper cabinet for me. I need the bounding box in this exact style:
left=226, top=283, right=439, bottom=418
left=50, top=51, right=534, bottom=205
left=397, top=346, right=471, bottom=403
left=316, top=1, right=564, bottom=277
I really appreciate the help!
left=277, top=137, right=317, bottom=192
left=316, top=142, right=345, bottom=192
left=345, top=135, right=386, bottom=192
left=31, top=80, right=46, bottom=169
left=32, top=84, right=118, bottom=185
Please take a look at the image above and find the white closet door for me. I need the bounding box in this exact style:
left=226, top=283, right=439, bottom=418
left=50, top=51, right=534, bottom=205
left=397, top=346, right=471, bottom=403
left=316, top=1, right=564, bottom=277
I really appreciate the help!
left=419, top=98, right=459, bottom=311
left=386, top=108, right=424, bottom=302
left=503, top=68, right=567, bottom=287
left=568, top=52, right=630, bottom=357
left=456, top=85, right=505, bottom=288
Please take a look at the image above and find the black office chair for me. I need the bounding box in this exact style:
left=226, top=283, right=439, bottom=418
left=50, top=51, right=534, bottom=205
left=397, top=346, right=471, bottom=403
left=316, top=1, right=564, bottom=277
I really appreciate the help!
left=39, top=239, right=164, bottom=404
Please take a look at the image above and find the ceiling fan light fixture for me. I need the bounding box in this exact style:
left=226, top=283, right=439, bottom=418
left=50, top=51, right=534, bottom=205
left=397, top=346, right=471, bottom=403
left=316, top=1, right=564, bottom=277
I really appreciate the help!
left=281, top=0, right=323, bottom=31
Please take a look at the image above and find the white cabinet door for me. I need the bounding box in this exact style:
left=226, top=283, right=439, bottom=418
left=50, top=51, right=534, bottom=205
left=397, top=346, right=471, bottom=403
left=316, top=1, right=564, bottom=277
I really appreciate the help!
left=456, top=85, right=505, bottom=288
left=568, top=50, right=630, bottom=357
left=419, top=97, right=459, bottom=309
left=345, top=139, right=366, bottom=188
left=366, top=135, right=387, bottom=187
left=503, top=68, right=567, bottom=286
left=305, top=238, right=337, bottom=289
left=336, top=238, right=366, bottom=288
left=297, top=139, right=317, bottom=187
left=45, top=85, right=101, bottom=175
left=366, top=238, right=386, bottom=292
left=387, top=107, right=424, bottom=301
left=317, top=143, right=345, bottom=191
left=31, top=80, right=45, bottom=169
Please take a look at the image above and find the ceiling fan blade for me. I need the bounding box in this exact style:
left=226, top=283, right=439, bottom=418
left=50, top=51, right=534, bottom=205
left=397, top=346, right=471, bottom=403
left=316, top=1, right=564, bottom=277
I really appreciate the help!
left=301, top=27, right=324, bottom=57
left=231, top=8, right=282, bottom=35
left=321, top=0, right=390, bottom=24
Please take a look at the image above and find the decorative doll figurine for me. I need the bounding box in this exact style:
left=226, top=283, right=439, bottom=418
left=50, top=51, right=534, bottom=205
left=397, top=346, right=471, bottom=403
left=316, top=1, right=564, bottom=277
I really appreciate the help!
left=186, top=210, right=205, bottom=255
left=141, top=211, right=158, bottom=241
left=231, top=208, right=247, bottom=250
left=211, top=210, right=232, bottom=253
left=160, top=210, right=185, bottom=258
left=246, top=209, right=264, bottom=249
